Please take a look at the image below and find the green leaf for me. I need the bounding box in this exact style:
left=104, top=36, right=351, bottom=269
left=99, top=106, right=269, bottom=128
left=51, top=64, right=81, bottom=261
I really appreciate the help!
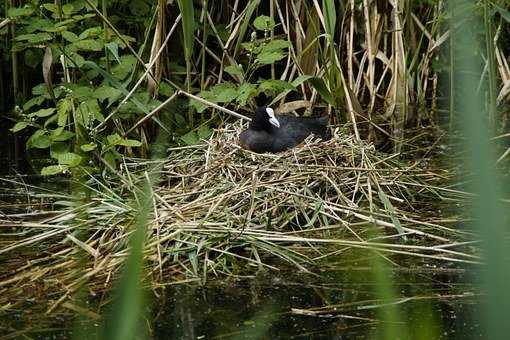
left=159, top=82, right=174, bottom=97
left=30, top=108, right=55, bottom=118
left=78, top=26, right=103, bottom=40
left=308, top=77, right=334, bottom=106
left=16, top=33, right=52, bottom=43
left=81, top=143, right=97, bottom=152
left=50, top=142, right=70, bottom=159
left=105, top=42, right=121, bottom=63
left=11, top=121, right=29, bottom=133
left=190, top=91, right=216, bottom=113
left=322, top=0, right=336, bottom=38
left=224, top=64, right=243, bottom=76
left=234, top=0, right=260, bottom=56
left=257, top=79, right=295, bottom=96
left=41, top=165, right=68, bottom=176
left=24, top=49, right=43, bottom=68
left=42, top=4, right=58, bottom=13
left=27, top=130, right=51, bottom=149
left=260, top=39, right=291, bottom=52
left=211, top=82, right=238, bottom=103
left=236, top=83, right=257, bottom=106
left=58, top=152, right=82, bottom=167
left=73, top=39, right=103, bottom=51
left=62, top=4, right=75, bottom=16
left=52, top=129, right=75, bottom=142
left=197, top=125, right=213, bottom=140
left=117, top=139, right=142, bottom=147
left=8, top=6, right=34, bottom=17
left=103, top=151, right=118, bottom=170
left=180, top=131, right=199, bottom=145
left=107, top=133, right=122, bottom=146
left=57, top=98, right=71, bottom=126
left=256, top=51, right=286, bottom=64
left=23, top=96, right=45, bottom=111
left=93, top=85, right=122, bottom=104
left=270, top=75, right=314, bottom=105
left=253, top=15, right=275, bottom=30
left=61, top=31, right=79, bottom=43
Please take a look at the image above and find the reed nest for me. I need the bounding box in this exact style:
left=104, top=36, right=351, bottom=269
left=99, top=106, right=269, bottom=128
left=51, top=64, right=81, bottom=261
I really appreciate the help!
left=0, top=124, right=478, bottom=313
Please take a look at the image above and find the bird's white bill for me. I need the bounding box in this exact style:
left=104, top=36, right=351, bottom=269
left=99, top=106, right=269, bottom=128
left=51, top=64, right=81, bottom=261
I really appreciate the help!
left=266, top=107, right=280, bottom=128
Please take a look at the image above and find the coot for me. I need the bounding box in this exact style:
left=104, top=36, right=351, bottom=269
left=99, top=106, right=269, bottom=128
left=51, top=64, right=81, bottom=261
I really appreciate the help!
left=239, top=107, right=331, bottom=153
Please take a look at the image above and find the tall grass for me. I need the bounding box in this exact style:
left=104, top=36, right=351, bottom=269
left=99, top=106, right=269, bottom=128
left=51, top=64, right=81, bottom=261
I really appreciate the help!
left=452, top=1, right=510, bottom=339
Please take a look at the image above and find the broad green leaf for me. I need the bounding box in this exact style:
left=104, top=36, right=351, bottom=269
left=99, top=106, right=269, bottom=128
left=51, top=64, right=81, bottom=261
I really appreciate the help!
left=41, top=165, right=68, bottom=176
left=16, top=33, right=52, bottom=43
left=117, top=139, right=142, bottom=147
left=61, top=31, right=79, bottom=43
left=52, top=130, right=75, bottom=142
left=180, top=131, right=199, bottom=145
left=30, top=108, right=55, bottom=118
left=81, top=143, right=97, bottom=152
left=11, top=121, right=29, bottom=132
left=256, top=51, right=286, bottom=64
left=62, top=4, right=75, bottom=16
left=78, top=26, right=103, bottom=40
left=94, top=85, right=122, bottom=104
left=224, top=64, right=243, bottom=76
left=257, top=79, right=295, bottom=96
left=270, top=75, right=314, bottom=105
left=211, top=83, right=238, bottom=103
left=107, top=133, right=122, bottom=146
left=50, top=142, right=70, bottom=159
left=58, top=152, right=82, bottom=167
left=103, top=151, right=120, bottom=170
left=42, top=4, right=57, bottom=13
left=159, top=82, right=174, bottom=97
left=253, top=15, right=275, bottom=30
left=57, top=98, right=71, bottom=126
left=70, top=85, right=94, bottom=99
left=198, top=125, right=213, bottom=140
left=236, top=83, right=257, bottom=106
left=260, top=39, right=291, bottom=52
left=32, top=84, right=47, bottom=96
left=44, top=114, right=58, bottom=127
left=24, top=49, right=43, bottom=68
left=23, top=96, right=45, bottom=111
left=73, top=39, right=102, bottom=51
left=27, top=130, right=51, bottom=149
left=8, top=6, right=34, bottom=17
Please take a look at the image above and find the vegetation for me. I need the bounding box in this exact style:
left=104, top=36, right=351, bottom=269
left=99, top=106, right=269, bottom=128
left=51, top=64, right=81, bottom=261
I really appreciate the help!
left=1, top=0, right=509, bottom=338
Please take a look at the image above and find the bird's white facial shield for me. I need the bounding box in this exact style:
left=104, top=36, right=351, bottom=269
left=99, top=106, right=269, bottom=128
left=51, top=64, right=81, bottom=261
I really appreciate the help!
left=266, top=107, right=280, bottom=128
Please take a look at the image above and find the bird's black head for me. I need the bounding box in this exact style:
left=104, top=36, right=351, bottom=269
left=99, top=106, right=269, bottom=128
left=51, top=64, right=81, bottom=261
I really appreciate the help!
left=250, top=107, right=280, bottom=131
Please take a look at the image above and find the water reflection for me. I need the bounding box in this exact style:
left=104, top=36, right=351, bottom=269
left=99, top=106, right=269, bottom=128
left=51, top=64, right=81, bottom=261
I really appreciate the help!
left=153, top=266, right=479, bottom=339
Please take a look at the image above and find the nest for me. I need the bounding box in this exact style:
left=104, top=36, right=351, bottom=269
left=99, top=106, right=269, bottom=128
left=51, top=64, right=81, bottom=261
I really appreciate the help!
left=0, top=124, right=477, bottom=314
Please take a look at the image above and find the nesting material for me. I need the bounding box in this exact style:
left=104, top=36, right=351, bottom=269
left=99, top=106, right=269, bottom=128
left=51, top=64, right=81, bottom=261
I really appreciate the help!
left=0, top=124, right=477, bottom=313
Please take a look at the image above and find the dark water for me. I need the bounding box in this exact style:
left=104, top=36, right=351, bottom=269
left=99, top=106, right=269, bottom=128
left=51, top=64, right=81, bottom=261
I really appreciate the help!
left=1, top=265, right=479, bottom=339
left=150, top=265, right=479, bottom=339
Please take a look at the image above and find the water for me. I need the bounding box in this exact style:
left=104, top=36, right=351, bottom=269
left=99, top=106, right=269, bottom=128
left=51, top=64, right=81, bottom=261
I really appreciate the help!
left=0, top=256, right=480, bottom=338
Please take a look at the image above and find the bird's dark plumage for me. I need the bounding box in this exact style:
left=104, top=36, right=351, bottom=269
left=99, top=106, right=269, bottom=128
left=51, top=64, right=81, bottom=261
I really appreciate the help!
left=239, top=107, right=331, bottom=153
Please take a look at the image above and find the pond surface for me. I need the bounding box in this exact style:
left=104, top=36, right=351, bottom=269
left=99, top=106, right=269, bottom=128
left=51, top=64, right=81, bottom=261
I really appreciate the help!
left=2, top=258, right=480, bottom=339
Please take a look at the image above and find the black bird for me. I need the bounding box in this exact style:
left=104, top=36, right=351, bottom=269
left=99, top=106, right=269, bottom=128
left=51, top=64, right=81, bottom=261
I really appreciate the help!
left=239, top=107, right=331, bottom=153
